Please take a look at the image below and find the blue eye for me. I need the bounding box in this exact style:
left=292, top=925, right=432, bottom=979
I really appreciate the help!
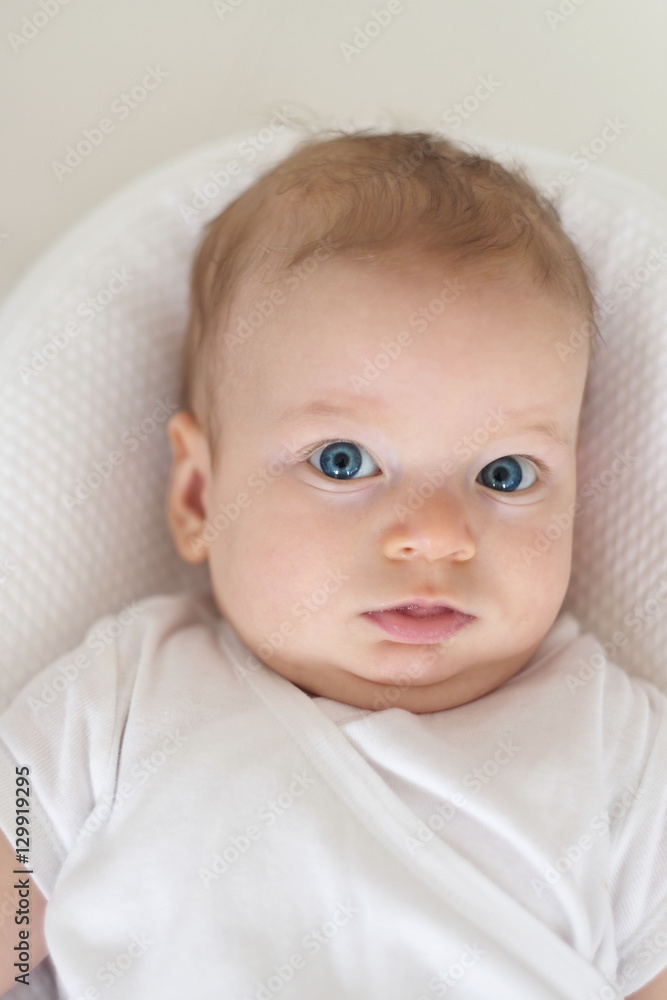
left=477, top=456, right=537, bottom=492
left=308, top=441, right=380, bottom=480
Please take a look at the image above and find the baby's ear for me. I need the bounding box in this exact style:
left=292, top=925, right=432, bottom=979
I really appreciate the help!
left=165, top=411, right=212, bottom=564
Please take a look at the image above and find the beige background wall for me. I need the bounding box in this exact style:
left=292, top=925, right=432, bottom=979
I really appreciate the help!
left=1, top=0, right=666, bottom=306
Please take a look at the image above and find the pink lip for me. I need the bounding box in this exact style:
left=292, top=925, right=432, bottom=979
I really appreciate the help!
left=364, top=601, right=476, bottom=644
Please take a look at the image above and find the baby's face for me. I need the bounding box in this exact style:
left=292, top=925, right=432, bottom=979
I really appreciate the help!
left=168, top=260, right=590, bottom=713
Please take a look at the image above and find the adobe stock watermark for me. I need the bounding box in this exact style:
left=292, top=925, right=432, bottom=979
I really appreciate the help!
left=556, top=243, right=667, bottom=362
left=565, top=578, right=667, bottom=695
left=512, top=117, right=628, bottom=290
left=61, top=397, right=178, bottom=511
left=76, top=729, right=189, bottom=844
left=69, top=933, right=154, bottom=997
left=212, top=0, right=247, bottom=19
left=442, top=74, right=502, bottom=130
left=8, top=0, right=74, bottom=54
left=16, top=267, right=134, bottom=384
left=224, top=243, right=336, bottom=352
left=340, top=1, right=408, bottom=63
left=233, top=639, right=449, bottom=714
left=416, top=941, right=487, bottom=998
left=405, top=736, right=522, bottom=855
left=545, top=0, right=588, bottom=31
left=531, top=782, right=647, bottom=897
left=391, top=407, right=507, bottom=523
left=0, top=551, right=19, bottom=586
left=553, top=315, right=596, bottom=364
left=588, top=985, right=624, bottom=1000
left=238, top=901, right=359, bottom=1000
left=198, top=771, right=317, bottom=888
left=178, top=106, right=301, bottom=224
left=578, top=449, right=638, bottom=507
left=610, top=924, right=667, bottom=999
left=520, top=448, right=638, bottom=566
left=52, top=66, right=168, bottom=181
left=537, top=117, right=628, bottom=204
left=193, top=439, right=303, bottom=555
left=601, top=242, right=667, bottom=309
left=221, top=569, right=348, bottom=672
left=26, top=602, right=144, bottom=716
left=367, top=640, right=452, bottom=712
left=349, top=277, right=466, bottom=392
left=373, top=612, right=488, bottom=716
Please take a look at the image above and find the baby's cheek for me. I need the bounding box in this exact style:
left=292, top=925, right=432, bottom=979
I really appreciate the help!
left=231, top=500, right=324, bottom=611
left=501, top=511, right=573, bottom=592
left=521, top=519, right=573, bottom=598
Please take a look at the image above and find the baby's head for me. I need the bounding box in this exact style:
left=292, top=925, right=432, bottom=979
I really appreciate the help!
left=166, top=129, right=596, bottom=713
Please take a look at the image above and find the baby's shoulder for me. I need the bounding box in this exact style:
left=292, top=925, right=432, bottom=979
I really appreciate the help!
left=90, top=587, right=220, bottom=658
left=3, top=589, right=223, bottom=726
left=518, top=613, right=667, bottom=766
left=522, top=612, right=666, bottom=706
left=116, top=587, right=219, bottom=631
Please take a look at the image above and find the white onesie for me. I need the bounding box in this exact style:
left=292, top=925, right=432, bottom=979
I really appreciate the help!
left=0, top=589, right=666, bottom=999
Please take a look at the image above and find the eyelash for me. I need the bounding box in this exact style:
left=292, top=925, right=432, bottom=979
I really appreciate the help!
left=297, top=439, right=374, bottom=463
left=299, top=439, right=553, bottom=485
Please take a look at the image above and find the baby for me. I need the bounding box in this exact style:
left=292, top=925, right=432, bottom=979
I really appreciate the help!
left=1, top=130, right=666, bottom=999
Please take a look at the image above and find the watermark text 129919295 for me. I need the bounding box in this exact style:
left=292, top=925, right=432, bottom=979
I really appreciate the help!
left=12, top=767, right=33, bottom=985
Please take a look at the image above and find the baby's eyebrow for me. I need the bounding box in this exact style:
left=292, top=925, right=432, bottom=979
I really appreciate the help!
left=274, top=397, right=381, bottom=425
left=275, top=399, right=573, bottom=449
left=501, top=416, right=573, bottom=449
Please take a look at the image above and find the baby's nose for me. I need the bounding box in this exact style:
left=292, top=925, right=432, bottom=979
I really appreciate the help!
left=381, top=489, right=476, bottom=562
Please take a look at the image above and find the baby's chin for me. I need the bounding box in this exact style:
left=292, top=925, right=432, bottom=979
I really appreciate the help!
left=263, top=650, right=534, bottom=714
left=293, top=674, right=500, bottom=714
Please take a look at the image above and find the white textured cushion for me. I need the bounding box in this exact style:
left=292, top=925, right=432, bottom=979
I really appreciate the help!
left=1, top=127, right=666, bottom=718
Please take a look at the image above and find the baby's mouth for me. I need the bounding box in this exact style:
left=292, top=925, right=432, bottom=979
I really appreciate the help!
left=364, top=602, right=476, bottom=644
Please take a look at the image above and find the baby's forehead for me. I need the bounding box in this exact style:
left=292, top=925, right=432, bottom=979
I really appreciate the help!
left=219, top=260, right=590, bottom=411
left=223, top=255, right=592, bottom=362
